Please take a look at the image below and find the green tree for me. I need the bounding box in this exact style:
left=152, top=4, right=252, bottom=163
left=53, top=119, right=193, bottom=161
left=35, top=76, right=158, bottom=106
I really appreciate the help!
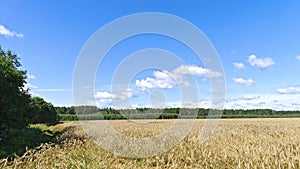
left=0, top=47, right=31, bottom=132
left=29, top=97, right=58, bottom=125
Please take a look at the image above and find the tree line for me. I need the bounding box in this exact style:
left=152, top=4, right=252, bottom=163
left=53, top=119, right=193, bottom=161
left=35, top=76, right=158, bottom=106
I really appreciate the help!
left=0, top=47, right=61, bottom=157
left=0, top=48, right=59, bottom=131
left=57, top=107, right=300, bottom=121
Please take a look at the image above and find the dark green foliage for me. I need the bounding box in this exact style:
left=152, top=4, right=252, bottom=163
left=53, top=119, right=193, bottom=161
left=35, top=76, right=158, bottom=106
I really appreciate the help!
left=0, top=128, right=54, bottom=158
left=55, top=106, right=75, bottom=115
left=55, top=106, right=99, bottom=115
left=73, top=106, right=99, bottom=114
left=101, top=107, right=120, bottom=114
left=58, top=114, right=79, bottom=121
left=163, top=108, right=180, bottom=114
left=29, top=97, right=58, bottom=125
left=0, top=47, right=31, bottom=131
left=58, top=107, right=300, bottom=121
left=0, top=47, right=62, bottom=158
left=135, top=107, right=150, bottom=112
left=0, top=127, right=61, bottom=160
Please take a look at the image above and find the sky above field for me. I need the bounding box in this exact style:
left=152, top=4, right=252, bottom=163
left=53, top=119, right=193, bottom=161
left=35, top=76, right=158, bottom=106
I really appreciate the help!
left=1, top=1, right=300, bottom=110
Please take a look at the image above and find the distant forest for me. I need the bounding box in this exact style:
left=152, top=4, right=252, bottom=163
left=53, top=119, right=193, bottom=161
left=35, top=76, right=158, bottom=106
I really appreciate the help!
left=56, top=106, right=300, bottom=121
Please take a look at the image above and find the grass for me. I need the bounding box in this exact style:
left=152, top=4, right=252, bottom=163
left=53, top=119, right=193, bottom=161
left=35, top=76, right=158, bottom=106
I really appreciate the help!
left=1, top=118, right=300, bottom=168
left=0, top=122, right=72, bottom=159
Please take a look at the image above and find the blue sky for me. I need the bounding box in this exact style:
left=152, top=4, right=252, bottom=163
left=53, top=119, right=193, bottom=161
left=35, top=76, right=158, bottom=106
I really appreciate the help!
left=0, top=1, right=300, bottom=110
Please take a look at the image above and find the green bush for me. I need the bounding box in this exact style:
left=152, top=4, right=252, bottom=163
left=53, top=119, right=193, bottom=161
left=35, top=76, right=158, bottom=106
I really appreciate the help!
left=29, top=97, right=58, bottom=125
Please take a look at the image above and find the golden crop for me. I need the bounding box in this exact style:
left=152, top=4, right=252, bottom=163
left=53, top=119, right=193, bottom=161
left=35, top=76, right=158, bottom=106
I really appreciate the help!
left=1, top=118, right=300, bottom=168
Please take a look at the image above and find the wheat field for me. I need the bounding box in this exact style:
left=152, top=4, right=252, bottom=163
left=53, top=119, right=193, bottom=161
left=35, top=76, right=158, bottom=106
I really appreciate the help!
left=1, top=118, right=300, bottom=168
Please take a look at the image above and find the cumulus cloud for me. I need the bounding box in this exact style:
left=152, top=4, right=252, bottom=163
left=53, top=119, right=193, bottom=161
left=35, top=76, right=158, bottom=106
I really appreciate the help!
left=153, top=70, right=171, bottom=79
left=233, top=62, right=245, bottom=69
left=233, top=77, right=254, bottom=86
left=296, top=56, right=300, bottom=62
left=94, top=89, right=136, bottom=108
left=135, top=65, right=222, bottom=91
left=136, top=76, right=175, bottom=91
left=173, top=65, right=222, bottom=78
left=135, top=78, right=173, bottom=90
left=248, top=54, right=275, bottom=69
left=117, top=88, right=135, bottom=100
left=93, top=98, right=113, bottom=108
left=94, top=91, right=115, bottom=99
left=135, top=70, right=176, bottom=91
left=276, top=87, right=300, bottom=94
left=94, top=89, right=135, bottom=100
left=0, top=25, right=24, bottom=38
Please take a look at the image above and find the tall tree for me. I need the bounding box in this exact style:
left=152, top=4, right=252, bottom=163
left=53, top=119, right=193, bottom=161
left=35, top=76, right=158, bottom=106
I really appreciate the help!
left=0, top=47, right=31, bottom=132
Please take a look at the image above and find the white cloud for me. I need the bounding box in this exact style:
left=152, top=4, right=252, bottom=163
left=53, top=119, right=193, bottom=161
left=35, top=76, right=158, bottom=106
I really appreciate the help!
left=27, top=74, right=36, bottom=79
left=248, top=54, right=275, bottom=69
left=233, top=62, right=245, bottom=69
left=296, top=56, right=300, bottom=62
left=94, top=89, right=136, bottom=108
left=233, top=77, right=255, bottom=86
left=94, top=91, right=116, bottom=108
left=227, top=95, right=260, bottom=102
left=224, top=93, right=300, bottom=110
left=95, top=98, right=113, bottom=107
left=241, top=95, right=259, bottom=100
left=136, top=70, right=175, bottom=91
left=173, top=65, right=210, bottom=76
left=94, top=91, right=115, bottom=99
left=135, top=65, right=222, bottom=91
left=153, top=70, right=170, bottom=79
left=118, top=88, right=135, bottom=100
left=136, top=77, right=174, bottom=91
left=276, top=87, right=300, bottom=94
left=0, top=25, right=24, bottom=38
left=129, top=101, right=204, bottom=109
left=173, top=65, right=222, bottom=78
left=94, top=89, right=135, bottom=100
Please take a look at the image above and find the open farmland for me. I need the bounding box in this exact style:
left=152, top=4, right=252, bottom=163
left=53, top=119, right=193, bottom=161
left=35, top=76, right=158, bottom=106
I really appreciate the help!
left=1, top=118, right=300, bottom=168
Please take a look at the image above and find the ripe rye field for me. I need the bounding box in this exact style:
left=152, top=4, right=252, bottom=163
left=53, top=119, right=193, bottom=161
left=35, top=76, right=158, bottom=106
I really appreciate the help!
left=1, top=118, right=300, bottom=168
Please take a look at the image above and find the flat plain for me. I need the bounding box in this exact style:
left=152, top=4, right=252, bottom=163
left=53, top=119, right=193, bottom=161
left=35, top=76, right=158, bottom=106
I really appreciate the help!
left=1, top=118, right=300, bottom=168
